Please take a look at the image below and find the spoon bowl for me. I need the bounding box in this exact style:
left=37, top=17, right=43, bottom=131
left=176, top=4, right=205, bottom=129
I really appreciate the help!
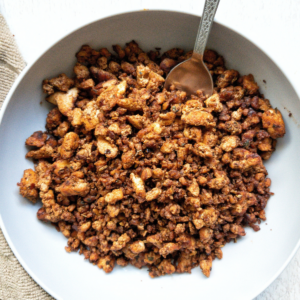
left=164, top=53, right=214, bottom=96
left=164, top=0, right=220, bottom=96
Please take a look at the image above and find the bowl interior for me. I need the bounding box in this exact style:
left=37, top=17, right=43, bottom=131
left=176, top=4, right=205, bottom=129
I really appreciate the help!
left=0, top=10, right=299, bottom=300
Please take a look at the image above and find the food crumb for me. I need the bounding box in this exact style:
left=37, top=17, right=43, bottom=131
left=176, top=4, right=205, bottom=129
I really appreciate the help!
left=263, top=80, right=266, bottom=84
left=284, top=107, right=293, bottom=118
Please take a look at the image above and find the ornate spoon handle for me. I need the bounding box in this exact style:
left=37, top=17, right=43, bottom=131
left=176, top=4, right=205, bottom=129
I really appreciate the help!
left=193, top=0, right=220, bottom=57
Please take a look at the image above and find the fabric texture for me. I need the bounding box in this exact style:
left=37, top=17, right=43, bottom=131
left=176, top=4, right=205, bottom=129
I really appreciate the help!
left=0, top=14, right=53, bottom=300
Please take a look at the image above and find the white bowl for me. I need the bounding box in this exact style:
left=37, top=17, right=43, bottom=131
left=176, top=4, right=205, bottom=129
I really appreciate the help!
left=0, top=10, right=299, bottom=300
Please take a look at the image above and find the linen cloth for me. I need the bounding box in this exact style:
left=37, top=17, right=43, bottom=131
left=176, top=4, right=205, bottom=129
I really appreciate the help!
left=0, top=13, right=53, bottom=300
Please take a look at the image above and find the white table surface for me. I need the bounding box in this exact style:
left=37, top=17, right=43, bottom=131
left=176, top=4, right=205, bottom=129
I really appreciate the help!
left=0, top=0, right=300, bottom=299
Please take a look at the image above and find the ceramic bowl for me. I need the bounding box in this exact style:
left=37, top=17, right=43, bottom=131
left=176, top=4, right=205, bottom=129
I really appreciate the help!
left=0, top=10, right=299, bottom=300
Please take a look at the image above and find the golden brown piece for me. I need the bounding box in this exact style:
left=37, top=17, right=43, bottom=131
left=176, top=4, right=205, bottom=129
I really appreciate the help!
left=96, top=136, right=118, bottom=159
left=60, top=132, right=79, bottom=159
left=97, top=256, right=115, bottom=273
left=130, top=173, right=146, bottom=198
left=26, top=144, right=54, bottom=159
left=121, top=150, right=135, bottom=169
left=35, top=160, right=52, bottom=193
left=127, top=115, right=146, bottom=129
left=60, top=175, right=90, bottom=197
left=230, top=148, right=265, bottom=173
left=146, top=188, right=162, bottom=201
left=82, top=101, right=100, bottom=131
left=78, top=78, right=94, bottom=90
left=202, top=130, right=218, bottom=147
left=181, top=100, right=215, bottom=127
left=217, top=70, right=239, bottom=88
left=184, top=127, right=202, bottom=142
left=111, top=233, right=130, bottom=251
left=182, top=110, right=215, bottom=127
left=262, top=108, right=285, bottom=139
left=104, top=189, right=124, bottom=204
left=43, top=73, right=74, bottom=95
left=46, top=108, right=62, bottom=130
left=73, top=63, right=90, bottom=80
left=159, top=112, right=176, bottom=126
left=129, top=241, right=146, bottom=254
left=96, top=81, right=127, bottom=112
left=160, top=140, right=177, bottom=154
left=242, top=74, right=259, bottom=95
left=200, top=255, right=213, bottom=278
left=258, top=137, right=272, bottom=151
left=194, top=143, right=213, bottom=158
left=160, top=58, right=177, bottom=74
left=147, top=71, right=165, bottom=92
left=159, top=243, right=180, bottom=257
left=69, top=108, right=82, bottom=127
left=220, top=136, right=240, bottom=152
left=187, top=179, right=200, bottom=197
left=47, top=88, right=79, bottom=117
left=19, top=169, right=39, bottom=203
left=205, top=94, right=223, bottom=112
left=25, top=131, right=48, bottom=148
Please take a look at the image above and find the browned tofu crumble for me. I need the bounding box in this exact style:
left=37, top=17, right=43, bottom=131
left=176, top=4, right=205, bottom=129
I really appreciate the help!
left=18, top=41, right=285, bottom=278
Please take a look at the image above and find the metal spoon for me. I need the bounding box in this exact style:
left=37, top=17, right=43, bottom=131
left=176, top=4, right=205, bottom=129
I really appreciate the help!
left=164, top=0, right=220, bottom=97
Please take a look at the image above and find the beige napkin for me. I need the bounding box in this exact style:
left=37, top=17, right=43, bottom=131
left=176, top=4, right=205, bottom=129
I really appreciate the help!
left=0, top=14, right=53, bottom=300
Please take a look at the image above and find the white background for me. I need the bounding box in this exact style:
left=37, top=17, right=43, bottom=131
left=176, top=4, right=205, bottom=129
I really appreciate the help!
left=0, top=0, right=300, bottom=299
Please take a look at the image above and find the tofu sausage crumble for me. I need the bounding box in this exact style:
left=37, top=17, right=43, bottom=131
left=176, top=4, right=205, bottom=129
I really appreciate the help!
left=19, top=41, right=285, bottom=278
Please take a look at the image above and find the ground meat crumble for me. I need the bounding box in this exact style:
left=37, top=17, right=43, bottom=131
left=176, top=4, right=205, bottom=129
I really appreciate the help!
left=18, top=40, right=285, bottom=278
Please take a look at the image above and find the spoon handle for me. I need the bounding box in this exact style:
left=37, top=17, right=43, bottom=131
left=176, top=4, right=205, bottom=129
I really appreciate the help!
left=193, top=0, right=220, bottom=57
